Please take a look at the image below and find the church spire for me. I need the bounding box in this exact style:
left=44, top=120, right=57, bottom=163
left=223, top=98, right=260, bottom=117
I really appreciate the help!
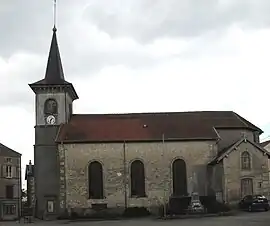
left=43, top=0, right=65, bottom=84
left=43, top=27, right=66, bottom=84
left=29, top=0, right=79, bottom=100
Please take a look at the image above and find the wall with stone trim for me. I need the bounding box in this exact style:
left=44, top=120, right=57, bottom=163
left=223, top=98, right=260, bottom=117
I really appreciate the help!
left=61, top=141, right=217, bottom=211
left=223, top=141, right=270, bottom=203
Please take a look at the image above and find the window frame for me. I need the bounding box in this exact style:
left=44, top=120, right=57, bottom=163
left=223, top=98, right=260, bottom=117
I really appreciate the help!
left=172, top=158, right=188, bottom=196
left=6, top=165, right=12, bottom=178
left=130, top=160, right=146, bottom=198
left=241, top=151, right=251, bottom=170
left=44, top=98, right=58, bottom=115
left=3, top=204, right=16, bottom=215
left=88, top=161, right=104, bottom=199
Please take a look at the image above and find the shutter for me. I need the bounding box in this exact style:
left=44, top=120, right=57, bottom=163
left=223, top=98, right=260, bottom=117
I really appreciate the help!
left=13, top=185, right=18, bottom=198
left=12, top=166, right=16, bottom=178
left=16, top=167, right=19, bottom=178
left=2, top=165, right=6, bottom=178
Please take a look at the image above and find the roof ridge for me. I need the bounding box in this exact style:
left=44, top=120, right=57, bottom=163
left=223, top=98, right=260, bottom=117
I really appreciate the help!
left=233, top=112, right=262, bottom=133
left=0, top=143, right=21, bottom=156
left=72, top=111, right=234, bottom=117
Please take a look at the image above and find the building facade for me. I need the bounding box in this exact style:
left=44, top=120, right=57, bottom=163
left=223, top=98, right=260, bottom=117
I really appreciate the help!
left=29, top=27, right=270, bottom=219
left=0, top=143, right=21, bottom=221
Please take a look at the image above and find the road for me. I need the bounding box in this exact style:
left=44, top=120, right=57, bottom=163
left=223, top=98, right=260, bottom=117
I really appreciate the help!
left=1, top=211, right=270, bottom=226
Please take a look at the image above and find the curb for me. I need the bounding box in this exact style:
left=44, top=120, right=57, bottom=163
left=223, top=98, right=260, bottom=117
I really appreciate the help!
left=158, top=211, right=238, bottom=220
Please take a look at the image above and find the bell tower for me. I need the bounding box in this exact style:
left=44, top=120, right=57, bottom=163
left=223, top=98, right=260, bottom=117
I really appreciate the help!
left=29, top=24, right=78, bottom=218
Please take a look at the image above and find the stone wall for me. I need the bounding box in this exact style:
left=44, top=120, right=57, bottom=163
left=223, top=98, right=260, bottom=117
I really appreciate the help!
left=223, top=140, right=269, bottom=203
left=62, top=141, right=217, bottom=212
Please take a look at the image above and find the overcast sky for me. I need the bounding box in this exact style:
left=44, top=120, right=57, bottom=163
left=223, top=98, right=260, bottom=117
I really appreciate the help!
left=1, top=0, right=270, bottom=186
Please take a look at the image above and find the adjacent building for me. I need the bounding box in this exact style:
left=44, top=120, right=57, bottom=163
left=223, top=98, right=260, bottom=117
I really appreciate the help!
left=260, top=140, right=270, bottom=195
left=0, top=143, right=21, bottom=221
left=28, top=26, right=270, bottom=219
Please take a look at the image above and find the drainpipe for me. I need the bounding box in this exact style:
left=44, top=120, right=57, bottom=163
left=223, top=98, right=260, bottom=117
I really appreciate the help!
left=19, top=156, right=22, bottom=220
left=123, top=141, right=127, bottom=210
left=162, top=133, right=166, bottom=218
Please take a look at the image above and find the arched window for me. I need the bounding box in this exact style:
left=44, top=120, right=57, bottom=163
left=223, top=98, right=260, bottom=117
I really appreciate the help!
left=241, top=178, right=253, bottom=197
left=88, top=161, right=104, bottom=199
left=172, top=159, right=187, bottom=196
left=44, top=99, right=58, bottom=115
left=241, top=151, right=251, bottom=170
left=130, top=160, right=146, bottom=197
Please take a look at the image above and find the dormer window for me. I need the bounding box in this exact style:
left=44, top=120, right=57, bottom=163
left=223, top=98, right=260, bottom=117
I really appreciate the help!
left=44, top=99, right=58, bottom=115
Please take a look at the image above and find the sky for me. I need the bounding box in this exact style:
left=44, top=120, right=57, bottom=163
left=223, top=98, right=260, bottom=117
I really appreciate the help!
left=1, top=0, right=270, bottom=187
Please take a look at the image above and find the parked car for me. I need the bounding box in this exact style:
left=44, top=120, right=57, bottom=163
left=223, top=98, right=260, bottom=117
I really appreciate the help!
left=239, top=195, right=269, bottom=212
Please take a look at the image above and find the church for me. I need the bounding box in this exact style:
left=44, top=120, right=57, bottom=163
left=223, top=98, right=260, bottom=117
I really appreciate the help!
left=27, top=26, right=270, bottom=219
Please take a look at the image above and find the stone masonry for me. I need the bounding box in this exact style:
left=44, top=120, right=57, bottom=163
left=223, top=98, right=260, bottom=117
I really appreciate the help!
left=223, top=140, right=270, bottom=202
left=62, top=141, right=217, bottom=211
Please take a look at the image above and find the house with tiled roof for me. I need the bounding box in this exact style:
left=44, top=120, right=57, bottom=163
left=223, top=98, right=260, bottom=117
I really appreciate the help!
left=28, top=25, right=270, bottom=219
left=0, top=143, right=21, bottom=221
left=260, top=140, right=270, bottom=195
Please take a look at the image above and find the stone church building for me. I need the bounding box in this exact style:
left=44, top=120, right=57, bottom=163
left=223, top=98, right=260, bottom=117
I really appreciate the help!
left=28, top=27, right=270, bottom=218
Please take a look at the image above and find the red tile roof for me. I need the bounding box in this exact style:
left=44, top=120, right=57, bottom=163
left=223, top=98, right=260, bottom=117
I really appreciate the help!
left=56, top=111, right=262, bottom=143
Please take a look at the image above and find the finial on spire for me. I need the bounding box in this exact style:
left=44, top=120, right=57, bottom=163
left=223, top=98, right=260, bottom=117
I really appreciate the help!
left=53, top=0, right=57, bottom=31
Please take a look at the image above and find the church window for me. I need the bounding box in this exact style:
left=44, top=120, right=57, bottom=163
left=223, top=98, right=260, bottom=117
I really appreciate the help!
left=44, top=99, right=58, bottom=115
left=241, top=178, right=253, bottom=197
left=88, top=161, right=104, bottom=199
left=241, top=151, right=251, bottom=170
left=172, top=158, right=187, bottom=196
left=130, top=160, right=146, bottom=197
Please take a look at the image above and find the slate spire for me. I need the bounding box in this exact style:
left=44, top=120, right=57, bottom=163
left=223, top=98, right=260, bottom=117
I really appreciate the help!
left=43, top=26, right=66, bottom=84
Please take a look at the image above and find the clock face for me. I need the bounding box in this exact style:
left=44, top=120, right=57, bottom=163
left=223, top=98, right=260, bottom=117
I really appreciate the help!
left=46, top=115, right=56, bottom=125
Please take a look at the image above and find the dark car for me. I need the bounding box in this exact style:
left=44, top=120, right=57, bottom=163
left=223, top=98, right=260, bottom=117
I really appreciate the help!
left=239, top=195, right=269, bottom=212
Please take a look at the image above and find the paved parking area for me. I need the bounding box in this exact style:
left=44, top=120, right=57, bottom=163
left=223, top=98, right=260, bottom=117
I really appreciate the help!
left=1, top=211, right=270, bottom=226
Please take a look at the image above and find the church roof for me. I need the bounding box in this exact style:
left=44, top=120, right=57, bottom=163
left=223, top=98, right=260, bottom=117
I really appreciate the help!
left=55, top=111, right=262, bottom=143
left=0, top=143, right=21, bottom=157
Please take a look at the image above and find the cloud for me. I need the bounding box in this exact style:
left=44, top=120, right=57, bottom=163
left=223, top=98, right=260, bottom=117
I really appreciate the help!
left=1, top=1, right=270, bottom=187
left=0, top=52, right=46, bottom=108
left=83, top=0, right=270, bottom=42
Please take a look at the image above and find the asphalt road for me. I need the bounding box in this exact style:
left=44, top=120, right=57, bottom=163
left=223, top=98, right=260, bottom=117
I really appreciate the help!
left=1, top=211, right=270, bottom=226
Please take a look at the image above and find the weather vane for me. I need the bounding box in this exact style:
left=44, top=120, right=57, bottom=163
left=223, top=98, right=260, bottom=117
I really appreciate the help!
left=53, top=0, right=57, bottom=31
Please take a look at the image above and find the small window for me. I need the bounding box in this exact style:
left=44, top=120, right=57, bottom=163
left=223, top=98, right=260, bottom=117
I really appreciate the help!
left=6, top=158, right=12, bottom=163
left=44, top=99, right=58, bottom=115
left=47, top=200, right=55, bottom=213
left=3, top=204, right=16, bottom=215
left=241, top=151, right=251, bottom=170
left=6, top=165, right=12, bottom=178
